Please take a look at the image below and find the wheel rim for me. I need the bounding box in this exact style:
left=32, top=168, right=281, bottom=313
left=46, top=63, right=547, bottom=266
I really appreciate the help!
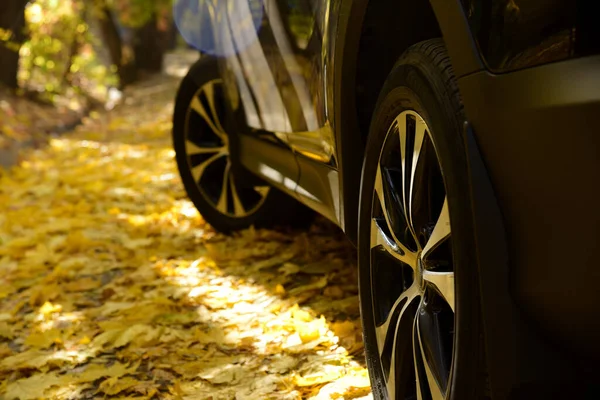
left=184, top=79, right=269, bottom=218
left=369, top=110, right=454, bottom=400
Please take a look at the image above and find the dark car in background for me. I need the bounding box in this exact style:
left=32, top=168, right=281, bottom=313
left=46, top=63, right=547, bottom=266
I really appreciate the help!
left=171, top=1, right=600, bottom=399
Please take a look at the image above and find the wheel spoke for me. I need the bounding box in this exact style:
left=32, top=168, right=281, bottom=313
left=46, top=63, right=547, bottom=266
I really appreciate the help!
left=202, top=81, right=226, bottom=136
left=374, top=167, right=417, bottom=262
left=376, top=284, right=419, bottom=355
left=185, top=140, right=226, bottom=156
left=381, top=290, right=419, bottom=400
left=216, top=161, right=231, bottom=214
left=396, top=113, right=410, bottom=225
left=229, top=175, right=246, bottom=216
left=190, top=90, right=226, bottom=141
left=191, top=151, right=227, bottom=182
left=407, top=115, right=427, bottom=230
left=253, top=186, right=270, bottom=197
left=413, top=315, right=425, bottom=400
left=371, top=219, right=417, bottom=267
left=422, top=197, right=451, bottom=260
left=423, top=270, right=455, bottom=312
left=416, top=310, right=446, bottom=400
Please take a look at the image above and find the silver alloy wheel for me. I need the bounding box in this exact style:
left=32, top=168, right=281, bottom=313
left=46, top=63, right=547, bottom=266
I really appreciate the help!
left=184, top=79, right=269, bottom=217
left=370, top=110, right=454, bottom=400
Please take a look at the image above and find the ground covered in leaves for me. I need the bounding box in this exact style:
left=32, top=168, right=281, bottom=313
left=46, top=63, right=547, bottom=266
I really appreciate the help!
left=0, top=72, right=371, bottom=399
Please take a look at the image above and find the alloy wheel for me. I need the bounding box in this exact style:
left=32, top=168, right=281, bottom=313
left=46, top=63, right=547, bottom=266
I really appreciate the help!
left=369, top=110, right=454, bottom=400
left=183, top=79, right=269, bottom=217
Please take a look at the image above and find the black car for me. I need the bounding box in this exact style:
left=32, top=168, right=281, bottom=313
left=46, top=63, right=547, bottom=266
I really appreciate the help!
left=172, top=1, right=600, bottom=399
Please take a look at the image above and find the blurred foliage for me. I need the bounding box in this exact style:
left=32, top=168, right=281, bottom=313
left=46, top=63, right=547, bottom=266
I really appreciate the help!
left=110, top=0, right=172, bottom=28
left=19, top=0, right=112, bottom=102
left=11, top=0, right=173, bottom=104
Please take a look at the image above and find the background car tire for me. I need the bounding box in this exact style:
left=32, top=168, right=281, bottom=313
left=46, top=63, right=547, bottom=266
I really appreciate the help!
left=173, top=57, right=312, bottom=233
left=358, top=39, right=488, bottom=399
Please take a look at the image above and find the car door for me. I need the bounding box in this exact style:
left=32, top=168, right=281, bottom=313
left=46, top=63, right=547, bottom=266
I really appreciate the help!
left=264, top=0, right=342, bottom=224
left=216, top=0, right=342, bottom=224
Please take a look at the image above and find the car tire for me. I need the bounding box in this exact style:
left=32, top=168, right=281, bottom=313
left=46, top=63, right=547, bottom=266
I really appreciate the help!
left=358, top=39, right=488, bottom=399
left=173, top=57, right=312, bottom=233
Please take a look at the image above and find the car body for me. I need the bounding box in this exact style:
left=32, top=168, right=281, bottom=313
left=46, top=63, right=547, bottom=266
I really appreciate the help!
left=173, top=0, right=600, bottom=398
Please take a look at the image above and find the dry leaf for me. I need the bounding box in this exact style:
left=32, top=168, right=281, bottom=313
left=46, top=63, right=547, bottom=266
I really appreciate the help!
left=198, top=363, right=246, bottom=384
left=294, top=365, right=345, bottom=387
left=72, top=362, right=139, bottom=383
left=25, top=328, right=62, bottom=349
left=289, top=277, right=328, bottom=296
left=98, top=376, right=140, bottom=395
left=4, top=373, right=65, bottom=400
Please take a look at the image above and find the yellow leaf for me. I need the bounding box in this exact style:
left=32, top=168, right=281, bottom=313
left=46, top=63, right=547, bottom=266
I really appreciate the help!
left=24, top=328, right=62, bottom=349
left=0, top=284, right=18, bottom=300
left=79, top=335, right=91, bottom=345
left=0, top=322, right=14, bottom=339
left=73, top=362, right=139, bottom=383
left=197, top=364, right=246, bottom=384
left=90, top=324, right=162, bottom=350
left=63, top=277, right=102, bottom=292
left=172, top=355, right=238, bottom=379
left=323, top=285, right=344, bottom=299
left=114, top=324, right=160, bottom=347
left=291, top=306, right=313, bottom=322
left=1, top=349, right=91, bottom=370
left=98, top=376, right=139, bottom=395
left=312, top=373, right=372, bottom=399
left=330, top=320, right=356, bottom=339
left=297, top=320, right=322, bottom=344
left=294, top=365, right=345, bottom=387
left=289, top=277, right=328, bottom=296
left=29, top=284, right=62, bottom=306
left=122, top=237, right=154, bottom=250
left=95, top=301, right=136, bottom=317
left=4, top=372, right=65, bottom=400
left=90, top=329, right=122, bottom=349
left=274, top=284, right=286, bottom=295
left=39, top=301, right=62, bottom=315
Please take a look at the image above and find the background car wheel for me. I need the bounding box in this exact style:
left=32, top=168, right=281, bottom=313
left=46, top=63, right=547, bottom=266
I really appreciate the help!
left=358, top=39, right=488, bottom=399
left=173, top=57, right=312, bottom=233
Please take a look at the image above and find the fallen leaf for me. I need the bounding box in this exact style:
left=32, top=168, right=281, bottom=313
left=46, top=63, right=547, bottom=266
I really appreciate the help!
left=289, top=277, right=328, bottom=296
left=0, top=322, right=14, bottom=339
left=296, top=319, right=324, bottom=344
left=294, top=364, right=345, bottom=387
left=198, top=363, right=246, bottom=384
left=25, top=328, right=62, bottom=349
left=63, top=277, right=102, bottom=292
left=323, top=286, right=344, bottom=299
left=72, top=362, right=139, bottom=383
left=98, top=376, right=140, bottom=395
left=4, top=372, right=65, bottom=400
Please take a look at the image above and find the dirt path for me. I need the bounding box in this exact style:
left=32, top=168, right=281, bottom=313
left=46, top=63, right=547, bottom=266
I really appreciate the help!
left=0, top=61, right=371, bottom=400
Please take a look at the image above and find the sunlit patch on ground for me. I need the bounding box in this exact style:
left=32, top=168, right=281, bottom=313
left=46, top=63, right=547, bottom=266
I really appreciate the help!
left=0, top=76, right=371, bottom=399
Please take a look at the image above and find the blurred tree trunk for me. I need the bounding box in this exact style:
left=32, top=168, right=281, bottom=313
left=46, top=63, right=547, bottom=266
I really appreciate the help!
left=0, top=0, right=28, bottom=89
left=134, top=14, right=167, bottom=73
left=96, top=1, right=137, bottom=88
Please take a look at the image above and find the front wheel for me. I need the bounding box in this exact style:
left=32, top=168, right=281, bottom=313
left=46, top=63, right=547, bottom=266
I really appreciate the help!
left=358, top=39, right=487, bottom=400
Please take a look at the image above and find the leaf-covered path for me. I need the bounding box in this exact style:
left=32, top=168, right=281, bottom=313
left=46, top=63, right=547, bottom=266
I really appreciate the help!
left=0, top=72, right=371, bottom=400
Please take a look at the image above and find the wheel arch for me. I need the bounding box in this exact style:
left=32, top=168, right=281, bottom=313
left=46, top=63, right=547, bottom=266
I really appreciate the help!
left=334, top=0, right=482, bottom=244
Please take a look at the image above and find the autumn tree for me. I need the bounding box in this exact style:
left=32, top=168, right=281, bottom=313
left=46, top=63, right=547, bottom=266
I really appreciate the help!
left=0, top=0, right=29, bottom=89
